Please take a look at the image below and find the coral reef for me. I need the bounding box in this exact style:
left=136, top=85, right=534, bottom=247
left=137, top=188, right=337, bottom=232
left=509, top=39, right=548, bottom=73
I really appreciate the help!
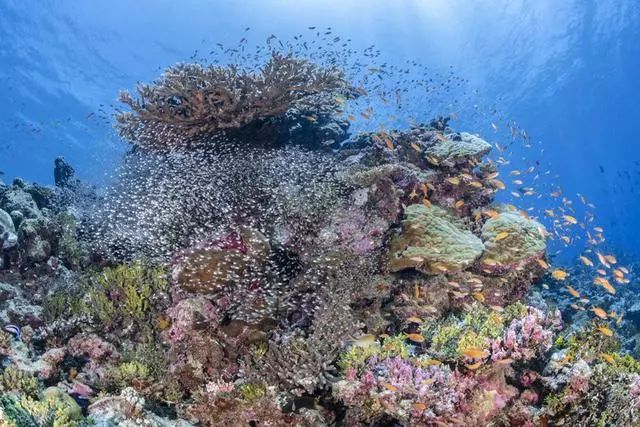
left=1, top=51, right=638, bottom=426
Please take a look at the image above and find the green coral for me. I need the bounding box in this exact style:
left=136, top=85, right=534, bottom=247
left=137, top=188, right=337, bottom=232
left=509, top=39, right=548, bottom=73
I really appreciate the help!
left=240, top=383, right=267, bottom=402
left=388, top=203, right=484, bottom=274
left=480, top=212, right=546, bottom=267
left=0, top=388, right=86, bottom=427
left=423, top=303, right=513, bottom=360
left=0, top=367, right=40, bottom=398
left=337, top=345, right=380, bottom=372
left=42, top=291, right=86, bottom=322
left=86, top=262, right=168, bottom=329
left=110, top=361, right=151, bottom=388
left=557, top=324, right=620, bottom=361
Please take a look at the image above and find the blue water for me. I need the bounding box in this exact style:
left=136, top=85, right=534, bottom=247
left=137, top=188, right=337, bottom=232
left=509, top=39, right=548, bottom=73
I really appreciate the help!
left=1, top=0, right=639, bottom=256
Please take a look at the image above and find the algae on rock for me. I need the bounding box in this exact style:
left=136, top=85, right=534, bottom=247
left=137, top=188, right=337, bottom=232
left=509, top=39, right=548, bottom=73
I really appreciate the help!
left=388, top=203, right=484, bottom=274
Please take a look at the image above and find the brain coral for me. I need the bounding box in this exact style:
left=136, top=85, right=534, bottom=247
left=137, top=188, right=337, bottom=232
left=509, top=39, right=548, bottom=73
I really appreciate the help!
left=480, top=212, right=546, bottom=269
left=424, top=132, right=491, bottom=164
left=388, top=203, right=484, bottom=274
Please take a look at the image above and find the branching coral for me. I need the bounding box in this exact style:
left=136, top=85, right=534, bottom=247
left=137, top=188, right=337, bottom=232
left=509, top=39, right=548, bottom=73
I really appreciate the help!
left=116, top=52, right=353, bottom=149
left=87, top=262, right=169, bottom=331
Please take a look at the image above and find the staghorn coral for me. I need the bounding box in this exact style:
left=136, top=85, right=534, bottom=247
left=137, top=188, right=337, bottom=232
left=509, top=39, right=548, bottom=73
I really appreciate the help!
left=116, top=52, right=353, bottom=150
left=86, top=261, right=169, bottom=333
left=388, top=203, right=484, bottom=274
left=0, top=367, right=40, bottom=398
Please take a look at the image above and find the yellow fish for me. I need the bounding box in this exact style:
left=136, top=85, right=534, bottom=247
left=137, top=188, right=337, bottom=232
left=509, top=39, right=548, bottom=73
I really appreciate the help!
left=563, top=215, right=578, bottom=225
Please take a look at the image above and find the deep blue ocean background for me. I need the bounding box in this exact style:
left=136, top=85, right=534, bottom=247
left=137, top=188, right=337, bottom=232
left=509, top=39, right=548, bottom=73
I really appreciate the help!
left=0, top=0, right=639, bottom=258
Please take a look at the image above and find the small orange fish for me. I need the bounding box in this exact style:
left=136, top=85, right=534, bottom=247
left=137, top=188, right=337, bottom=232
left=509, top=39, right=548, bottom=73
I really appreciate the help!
left=579, top=256, right=594, bottom=267
left=563, top=215, right=578, bottom=225
left=407, top=316, right=423, bottom=324
left=465, top=361, right=483, bottom=370
left=406, top=333, right=425, bottom=343
left=596, top=252, right=611, bottom=268
left=471, top=292, right=485, bottom=303
left=461, top=347, right=488, bottom=359
left=592, top=307, right=608, bottom=319
left=412, top=402, right=427, bottom=411
left=410, top=142, right=422, bottom=153
left=566, top=286, right=580, bottom=298
left=484, top=209, right=500, bottom=218
left=601, top=353, right=615, bottom=364
left=383, top=383, right=398, bottom=392
left=537, top=259, right=549, bottom=269
left=594, top=277, right=616, bottom=294
left=454, top=200, right=465, bottom=209
left=597, top=326, right=613, bottom=337
left=491, top=179, right=506, bottom=190
left=495, top=358, right=514, bottom=365
left=447, top=177, right=461, bottom=185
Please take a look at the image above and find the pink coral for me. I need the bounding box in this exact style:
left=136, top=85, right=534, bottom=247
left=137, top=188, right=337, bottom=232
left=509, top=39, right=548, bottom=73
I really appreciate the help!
left=164, top=296, right=220, bottom=344
left=491, top=307, right=560, bottom=362
left=67, top=334, right=119, bottom=361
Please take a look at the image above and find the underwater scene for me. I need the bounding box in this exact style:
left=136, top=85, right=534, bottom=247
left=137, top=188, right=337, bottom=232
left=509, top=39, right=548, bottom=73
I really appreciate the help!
left=1, top=1, right=640, bottom=426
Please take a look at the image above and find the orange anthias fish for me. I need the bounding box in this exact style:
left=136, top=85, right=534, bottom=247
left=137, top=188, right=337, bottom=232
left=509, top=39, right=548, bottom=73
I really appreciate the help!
left=597, top=326, right=613, bottom=337
left=406, top=333, right=425, bottom=343
left=461, top=347, right=488, bottom=359
left=465, top=361, right=483, bottom=370
left=566, top=286, right=580, bottom=298
left=592, top=307, right=608, bottom=319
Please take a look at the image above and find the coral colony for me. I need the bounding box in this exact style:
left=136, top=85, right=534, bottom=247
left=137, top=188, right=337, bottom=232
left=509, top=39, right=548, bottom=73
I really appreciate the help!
left=0, top=45, right=639, bottom=427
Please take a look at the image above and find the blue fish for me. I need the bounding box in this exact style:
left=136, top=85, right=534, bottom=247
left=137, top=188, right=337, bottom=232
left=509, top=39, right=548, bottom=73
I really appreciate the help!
left=3, top=324, right=21, bottom=341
